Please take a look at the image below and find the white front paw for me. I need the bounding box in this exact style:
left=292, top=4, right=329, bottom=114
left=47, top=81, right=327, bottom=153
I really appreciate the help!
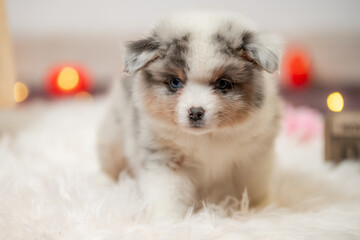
left=147, top=201, right=188, bottom=222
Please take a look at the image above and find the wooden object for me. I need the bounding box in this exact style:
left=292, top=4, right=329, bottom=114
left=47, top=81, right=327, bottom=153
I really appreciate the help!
left=0, top=0, right=16, bottom=108
left=325, top=112, right=360, bottom=162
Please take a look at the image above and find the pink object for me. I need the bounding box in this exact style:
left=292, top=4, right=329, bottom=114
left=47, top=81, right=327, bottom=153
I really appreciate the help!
left=282, top=104, right=323, bottom=142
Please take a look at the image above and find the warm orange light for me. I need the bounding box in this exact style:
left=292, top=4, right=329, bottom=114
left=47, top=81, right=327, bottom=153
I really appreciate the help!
left=57, top=67, right=79, bottom=91
left=46, top=64, right=91, bottom=97
left=13, top=82, right=29, bottom=103
left=327, top=92, right=344, bottom=112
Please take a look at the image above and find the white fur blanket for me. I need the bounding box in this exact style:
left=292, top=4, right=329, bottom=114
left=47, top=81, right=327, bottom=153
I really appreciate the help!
left=0, top=100, right=359, bottom=239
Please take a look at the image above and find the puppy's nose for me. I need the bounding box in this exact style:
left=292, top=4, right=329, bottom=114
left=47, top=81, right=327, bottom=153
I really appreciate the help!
left=189, top=107, right=205, bottom=121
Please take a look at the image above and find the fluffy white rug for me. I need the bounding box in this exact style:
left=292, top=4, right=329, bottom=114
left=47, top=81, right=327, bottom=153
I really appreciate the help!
left=0, top=99, right=359, bottom=240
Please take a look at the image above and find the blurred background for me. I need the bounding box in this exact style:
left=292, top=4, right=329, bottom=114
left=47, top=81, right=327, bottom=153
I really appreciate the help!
left=1, top=0, right=360, bottom=112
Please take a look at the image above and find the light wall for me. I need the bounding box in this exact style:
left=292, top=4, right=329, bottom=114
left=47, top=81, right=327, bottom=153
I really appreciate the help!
left=5, top=0, right=360, bottom=87
left=7, top=0, right=360, bottom=33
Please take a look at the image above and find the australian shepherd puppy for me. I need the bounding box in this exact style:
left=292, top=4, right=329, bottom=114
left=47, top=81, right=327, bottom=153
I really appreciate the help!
left=98, top=11, right=282, bottom=220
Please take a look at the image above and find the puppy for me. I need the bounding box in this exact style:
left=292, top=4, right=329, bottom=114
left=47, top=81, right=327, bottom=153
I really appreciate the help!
left=97, top=11, right=282, bottom=220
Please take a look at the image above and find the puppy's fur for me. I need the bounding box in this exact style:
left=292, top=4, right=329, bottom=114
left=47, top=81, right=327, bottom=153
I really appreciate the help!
left=98, top=11, right=282, bottom=219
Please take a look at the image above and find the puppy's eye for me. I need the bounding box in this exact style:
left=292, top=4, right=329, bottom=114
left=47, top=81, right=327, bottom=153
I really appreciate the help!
left=215, top=78, right=232, bottom=90
left=169, top=77, right=183, bottom=89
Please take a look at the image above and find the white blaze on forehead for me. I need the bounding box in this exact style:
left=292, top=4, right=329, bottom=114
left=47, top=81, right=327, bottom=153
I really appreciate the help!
left=177, top=82, right=218, bottom=127
left=186, top=36, right=226, bottom=81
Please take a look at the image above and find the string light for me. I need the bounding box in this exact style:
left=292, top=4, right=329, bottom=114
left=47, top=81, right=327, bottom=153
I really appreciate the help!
left=13, top=82, right=29, bottom=103
left=57, top=67, right=79, bottom=91
left=327, top=92, right=344, bottom=112
left=46, top=65, right=91, bottom=97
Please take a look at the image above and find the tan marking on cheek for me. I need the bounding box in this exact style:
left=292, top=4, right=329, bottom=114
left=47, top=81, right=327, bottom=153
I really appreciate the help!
left=216, top=93, right=251, bottom=128
left=241, top=82, right=254, bottom=104
left=143, top=88, right=180, bottom=126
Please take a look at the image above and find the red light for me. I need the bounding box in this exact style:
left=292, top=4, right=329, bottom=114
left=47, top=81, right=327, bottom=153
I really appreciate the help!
left=282, top=47, right=311, bottom=89
left=45, top=65, right=91, bottom=97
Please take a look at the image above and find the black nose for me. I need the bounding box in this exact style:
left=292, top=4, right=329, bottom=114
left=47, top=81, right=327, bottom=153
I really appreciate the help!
left=189, top=107, right=205, bottom=121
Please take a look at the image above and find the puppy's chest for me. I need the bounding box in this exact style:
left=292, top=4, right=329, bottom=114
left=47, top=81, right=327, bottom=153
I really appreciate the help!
left=172, top=136, right=248, bottom=174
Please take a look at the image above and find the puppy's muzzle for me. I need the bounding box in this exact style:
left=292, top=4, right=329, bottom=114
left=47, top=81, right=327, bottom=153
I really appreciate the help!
left=188, top=107, right=205, bottom=127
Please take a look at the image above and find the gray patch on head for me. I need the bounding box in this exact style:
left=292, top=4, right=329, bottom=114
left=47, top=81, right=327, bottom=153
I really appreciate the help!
left=213, top=29, right=280, bottom=73
left=139, top=34, right=191, bottom=95
left=213, top=31, right=255, bottom=57
left=140, top=33, right=191, bottom=78
left=213, top=33, right=238, bottom=56
left=166, top=34, right=190, bottom=70
left=240, top=31, right=253, bottom=49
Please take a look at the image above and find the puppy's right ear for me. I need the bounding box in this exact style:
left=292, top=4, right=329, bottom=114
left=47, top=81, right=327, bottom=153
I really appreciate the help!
left=124, top=36, right=162, bottom=74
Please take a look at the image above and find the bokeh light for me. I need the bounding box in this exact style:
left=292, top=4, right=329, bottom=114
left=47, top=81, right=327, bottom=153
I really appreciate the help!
left=13, top=82, right=29, bottom=103
left=282, top=47, right=311, bottom=89
left=57, top=67, right=79, bottom=91
left=45, top=65, right=91, bottom=97
left=327, top=92, right=344, bottom=112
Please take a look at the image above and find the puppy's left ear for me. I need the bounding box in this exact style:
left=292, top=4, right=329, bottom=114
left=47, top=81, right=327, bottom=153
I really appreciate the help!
left=241, top=32, right=282, bottom=73
left=124, top=36, right=162, bottom=74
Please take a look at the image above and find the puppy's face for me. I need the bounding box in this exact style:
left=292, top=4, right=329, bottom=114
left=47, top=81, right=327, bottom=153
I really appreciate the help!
left=125, top=14, right=281, bottom=134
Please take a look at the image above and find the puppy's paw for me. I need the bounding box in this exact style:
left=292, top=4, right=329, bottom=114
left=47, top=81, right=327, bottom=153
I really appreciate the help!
left=145, top=201, right=189, bottom=222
